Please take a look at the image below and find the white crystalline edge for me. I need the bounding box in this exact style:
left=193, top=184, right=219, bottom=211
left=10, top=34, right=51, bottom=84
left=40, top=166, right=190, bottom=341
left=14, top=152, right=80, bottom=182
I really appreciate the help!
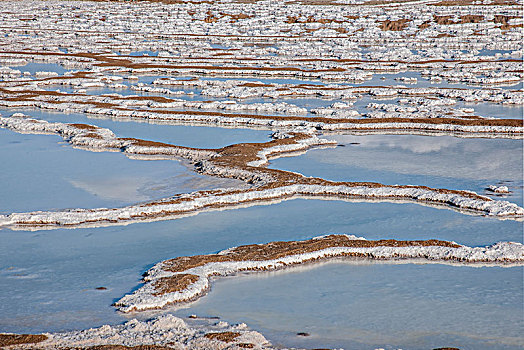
left=31, top=314, right=272, bottom=349
left=488, top=185, right=510, bottom=193
left=1, top=184, right=524, bottom=228
left=1, top=98, right=522, bottom=136
left=115, top=240, right=524, bottom=312
left=0, top=114, right=523, bottom=229
left=0, top=113, right=217, bottom=160
left=247, top=134, right=336, bottom=167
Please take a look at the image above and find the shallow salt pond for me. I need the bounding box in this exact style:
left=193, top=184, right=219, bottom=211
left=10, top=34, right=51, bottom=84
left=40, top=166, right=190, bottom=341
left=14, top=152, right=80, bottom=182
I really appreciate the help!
left=458, top=101, right=523, bottom=120
left=0, top=128, right=244, bottom=213
left=269, top=134, right=524, bottom=207
left=0, top=199, right=521, bottom=335
left=0, top=109, right=272, bottom=149
left=9, top=62, right=72, bottom=76
left=175, top=262, right=523, bottom=350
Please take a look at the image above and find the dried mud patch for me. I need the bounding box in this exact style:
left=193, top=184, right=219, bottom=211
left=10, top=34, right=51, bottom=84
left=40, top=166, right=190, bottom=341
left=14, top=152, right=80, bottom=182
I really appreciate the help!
left=152, top=274, right=199, bottom=296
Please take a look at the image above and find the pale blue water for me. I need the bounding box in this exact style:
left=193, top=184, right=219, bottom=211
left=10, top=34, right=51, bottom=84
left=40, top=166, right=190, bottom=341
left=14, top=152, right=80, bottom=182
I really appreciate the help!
left=10, top=62, right=71, bottom=76
left=0, top=109, right=272, bottom=149
left=0, top=128, right=243, bottom=213
left=0, top=55, right=522, bottom=350
left=129, top=51, right=158, bottom=56
left=0, top=199, right=521, bottom=336
left=175, top=262, right=523, bottom=350
left=269, top=134, right=524, bottom=207
left=457, top=101, right=523, bottom=120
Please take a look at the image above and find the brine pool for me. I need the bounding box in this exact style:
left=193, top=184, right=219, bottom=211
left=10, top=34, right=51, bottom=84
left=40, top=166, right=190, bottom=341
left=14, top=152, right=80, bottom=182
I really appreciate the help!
left=0, top=197, right=522, bottom=348
left=174, top=261, right=523, bottom=350
left=0, top=111, right=522, bottom=349
left=270, top=133, right=524, bottom=207
left=0, top=109, right=273, bottom=149
left=0, top=126, right=266, bottom=213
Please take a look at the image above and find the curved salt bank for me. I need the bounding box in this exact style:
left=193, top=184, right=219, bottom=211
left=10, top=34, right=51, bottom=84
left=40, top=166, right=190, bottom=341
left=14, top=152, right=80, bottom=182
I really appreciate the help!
left=1, top=184, right=523, bottom=230
left=0, top=114, right=522, bottom=231
left=114, top=235, right=524, bottom=312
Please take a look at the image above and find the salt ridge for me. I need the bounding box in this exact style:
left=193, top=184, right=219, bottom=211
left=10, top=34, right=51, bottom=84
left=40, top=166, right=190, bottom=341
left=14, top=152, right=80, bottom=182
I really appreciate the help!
left=115, top=236, right=524, bottom=312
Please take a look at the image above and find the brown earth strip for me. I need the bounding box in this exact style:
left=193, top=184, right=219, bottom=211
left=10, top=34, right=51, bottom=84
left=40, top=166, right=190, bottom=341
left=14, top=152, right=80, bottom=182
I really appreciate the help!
left=3, top=87, right=521, bottom=129
left=152, top=274, right=199, bottom=296
left=204, top=332, right=241, bottom=342
left=0, top=334, right=47, bottom=347
left=160, top=235, right=460, bottom=274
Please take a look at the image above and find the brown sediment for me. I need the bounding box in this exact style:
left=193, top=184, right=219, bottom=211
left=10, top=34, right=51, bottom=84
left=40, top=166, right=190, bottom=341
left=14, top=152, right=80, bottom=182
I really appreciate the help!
left=144, top=109, right=524, bottom=128
left=0, top=51, right=518, bottom=72
left=151, top=274, right=199, bottom=296
left=494, top=14, right=522, bottom=29
left=3, top=112, right=517, bottom=230
left=204, top=331, right=241, bottom=342
left=68, top=123, right=99, bottom=131
left=433, top=15, right=454, bottom=25
left=3, top=86, right=521, bottom=130
left=378, top=19, right=410, bottom=31
left=239, top=82, right=274, bottom=87
left=0, top=334, right=47, bottom=347
left=435, top=33, right=455, bottom=38
left=160, top=235, right=460, bottom=274
left=459, top=15, right=483, bottom=24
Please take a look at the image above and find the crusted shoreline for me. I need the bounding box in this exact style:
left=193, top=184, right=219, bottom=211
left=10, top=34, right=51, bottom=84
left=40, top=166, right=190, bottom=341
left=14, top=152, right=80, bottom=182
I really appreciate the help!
left=2, top=235, right=521, bottom=349
left=1, top=86, right=522, bottom=136
left=0, top=315, right=273, bottom=350
left=1, top=114, right=522, bottom=231
left=115, top=234, right=524, bottom=312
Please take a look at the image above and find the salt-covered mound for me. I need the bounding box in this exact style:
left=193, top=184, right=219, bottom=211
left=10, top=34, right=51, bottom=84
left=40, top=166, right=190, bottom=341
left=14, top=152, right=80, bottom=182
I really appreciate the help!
left=1, top=86, right=522, bottom=136
left=0, top=114, right=522, bottom=231
left=115, top=235, right=524, bottom=312
left=0, top=315, right=272, bottom=349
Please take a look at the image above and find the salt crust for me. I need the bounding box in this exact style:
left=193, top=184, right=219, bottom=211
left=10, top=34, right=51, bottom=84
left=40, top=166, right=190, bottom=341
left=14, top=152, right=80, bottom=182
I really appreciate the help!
left=115, top=235, right=524, bottom=312
left=0, top=113, right=522, bottom=231
left=11, top=315, right=272, bottom=350
left=1, top=95, right=521, bottom=136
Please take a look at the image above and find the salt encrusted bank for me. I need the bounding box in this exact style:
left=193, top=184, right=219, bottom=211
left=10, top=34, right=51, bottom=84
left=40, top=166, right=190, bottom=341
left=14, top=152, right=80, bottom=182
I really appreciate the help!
left=0, top=315, right=273, bottom=349
left=115, top=235, right=524, bottom=312
left=0, top=114, right=522, bottom=231
left=0, top=0, right=523, bottom=348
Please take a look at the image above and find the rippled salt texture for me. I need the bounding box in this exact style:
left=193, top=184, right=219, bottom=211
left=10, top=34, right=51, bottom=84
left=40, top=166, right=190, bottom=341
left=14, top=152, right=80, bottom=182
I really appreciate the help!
left=174, top=262, right=523, bottom=350
left=0, top=199, right=521, bottom=334
left=0, top=128, right=245, bottom=213
left=269, top=134, right=524, bottom=207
